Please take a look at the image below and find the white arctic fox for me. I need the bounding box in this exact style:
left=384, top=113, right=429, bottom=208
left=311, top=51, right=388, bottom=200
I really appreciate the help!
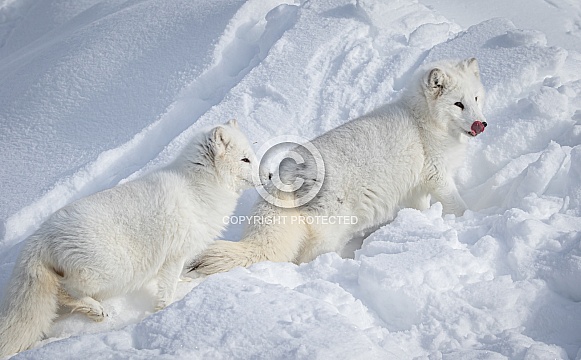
left=193, top=58, right=487, bottom=274
left=0, top=120, right=258, bottom=356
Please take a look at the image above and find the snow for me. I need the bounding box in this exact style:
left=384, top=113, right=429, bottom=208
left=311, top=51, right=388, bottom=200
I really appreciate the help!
left=1, top=0, right=581, bottom=359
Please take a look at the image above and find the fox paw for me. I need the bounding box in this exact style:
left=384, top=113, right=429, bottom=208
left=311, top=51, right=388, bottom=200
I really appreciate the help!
left=154, top=301, right=168, bottom=312
left=69, top=297, right=109, bottom=322
left=87, top=305, right=109, bottom=322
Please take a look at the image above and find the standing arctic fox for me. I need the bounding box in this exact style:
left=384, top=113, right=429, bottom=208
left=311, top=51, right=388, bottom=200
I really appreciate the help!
left=193, top=58, right=487, bottom=274
left=0, top=120, right=258, bottom=356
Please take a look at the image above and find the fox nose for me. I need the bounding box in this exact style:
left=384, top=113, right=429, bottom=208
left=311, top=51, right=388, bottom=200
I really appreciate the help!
left=268, top=172, right=273, bottom=180
left=482, top=121, right=488, bottom=128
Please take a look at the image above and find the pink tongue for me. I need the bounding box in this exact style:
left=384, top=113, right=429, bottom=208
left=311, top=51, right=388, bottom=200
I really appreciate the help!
left=471, top=121, right=485, bottom=135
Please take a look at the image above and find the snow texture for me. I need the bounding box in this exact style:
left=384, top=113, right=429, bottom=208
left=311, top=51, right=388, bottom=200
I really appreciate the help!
left=1, top=0, right=581, bottom=359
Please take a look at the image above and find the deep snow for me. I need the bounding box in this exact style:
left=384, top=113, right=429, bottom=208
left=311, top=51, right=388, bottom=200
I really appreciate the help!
left=1, top=0, right=581, bottom=359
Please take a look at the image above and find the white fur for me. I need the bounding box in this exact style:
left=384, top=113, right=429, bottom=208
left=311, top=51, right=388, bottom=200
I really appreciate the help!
left=193, top=58, right=487, bottom=274
left=0, top=120, right=258, bottom=356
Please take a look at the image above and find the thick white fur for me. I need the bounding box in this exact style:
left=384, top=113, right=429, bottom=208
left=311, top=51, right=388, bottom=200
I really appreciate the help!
left=193, top=58, right=487, bottom=274
left=0, top=120, right=257, bottom=356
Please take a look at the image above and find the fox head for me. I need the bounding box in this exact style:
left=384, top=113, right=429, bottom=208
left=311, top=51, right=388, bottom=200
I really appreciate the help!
left=175, top=120, right=259, bottom=193
left=208, top=119, right=259, bottom=193
left=421, top=58, right=488, bottom=140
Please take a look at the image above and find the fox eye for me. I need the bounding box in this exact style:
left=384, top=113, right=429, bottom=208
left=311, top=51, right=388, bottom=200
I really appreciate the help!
left=475, top=96, right=478, bottom=102
left=241, top=158, right=251, bottom=163
left=454, top=102, right=464, bottom=110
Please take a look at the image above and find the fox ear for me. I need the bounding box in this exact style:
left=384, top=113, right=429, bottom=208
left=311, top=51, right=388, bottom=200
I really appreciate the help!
left=462, top=57, right=480, bottom=78
left=425, top=67, right=449, bottom=97
left=226, top=119, right=239, bottom=129
left=211, top=126, right=230, bottom=155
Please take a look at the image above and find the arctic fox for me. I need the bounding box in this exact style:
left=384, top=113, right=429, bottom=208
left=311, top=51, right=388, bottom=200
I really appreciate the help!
left=192, top=58, right=487, bottom=274
left=0, top=120, right=258, bottom=356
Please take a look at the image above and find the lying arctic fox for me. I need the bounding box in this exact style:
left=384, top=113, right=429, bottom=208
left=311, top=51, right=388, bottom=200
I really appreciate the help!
left=0, top=120, right=258, bottom=356
left=193, top=58, right=487, bottom=274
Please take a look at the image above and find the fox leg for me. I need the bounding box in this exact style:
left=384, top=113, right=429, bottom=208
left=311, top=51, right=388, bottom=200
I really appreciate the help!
left=295, top=223, right=353, bottom=264
left=58, top=287, right=108, bottom=322
left=192, top=199, right=307, bottom=274
left=154, top=259, right=183, bottom=311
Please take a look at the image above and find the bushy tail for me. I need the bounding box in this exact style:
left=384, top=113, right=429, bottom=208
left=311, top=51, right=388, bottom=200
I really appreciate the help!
left=0, top=250, right=60, bottom=357
left=191, top=200, right=308, bottom=275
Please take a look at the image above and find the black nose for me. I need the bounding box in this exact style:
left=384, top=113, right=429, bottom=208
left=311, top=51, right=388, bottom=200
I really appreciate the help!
left=482, top=121, right=488, bottom=127
left=268, top=173, right=273, bottom=180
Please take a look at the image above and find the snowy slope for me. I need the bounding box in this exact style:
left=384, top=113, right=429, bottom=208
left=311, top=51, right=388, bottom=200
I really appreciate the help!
left=1, top=0, right=581, bottom=359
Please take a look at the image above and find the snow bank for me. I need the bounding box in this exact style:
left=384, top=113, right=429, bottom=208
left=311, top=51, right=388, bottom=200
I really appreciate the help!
left=1, top=0, right=581, bottom=359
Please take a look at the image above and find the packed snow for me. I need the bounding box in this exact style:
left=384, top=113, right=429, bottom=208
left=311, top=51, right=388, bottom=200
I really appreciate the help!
left=1, top=0, right=581, bottom=358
